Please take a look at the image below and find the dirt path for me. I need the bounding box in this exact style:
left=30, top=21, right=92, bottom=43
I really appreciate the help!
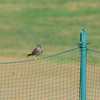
left=0, top=57, right=27, bottom=63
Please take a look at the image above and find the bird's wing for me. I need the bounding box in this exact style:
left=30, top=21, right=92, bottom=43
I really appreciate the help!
left=32, top=48, right=38, bottom=55
left=41, top=49, right=43, bottom=53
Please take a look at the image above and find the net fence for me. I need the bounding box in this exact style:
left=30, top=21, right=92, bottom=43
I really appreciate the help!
left=0, top=47, right=80, bottom=100
left=87, top=48, right=100, bottom=100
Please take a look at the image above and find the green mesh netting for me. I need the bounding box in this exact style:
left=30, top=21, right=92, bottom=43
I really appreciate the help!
left=87, top=49, right=100, bottom=100
left=0, top=47, right=80, bottom=100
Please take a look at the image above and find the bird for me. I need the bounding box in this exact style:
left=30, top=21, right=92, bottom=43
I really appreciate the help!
left=27, top=44, right=43, bottom=60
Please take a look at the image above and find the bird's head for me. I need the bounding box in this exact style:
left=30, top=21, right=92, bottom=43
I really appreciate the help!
left=36, top=44, right=41, bottom=48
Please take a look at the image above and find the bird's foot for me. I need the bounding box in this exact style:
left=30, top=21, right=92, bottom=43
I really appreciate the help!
left=38, top=56, right=41, bottom=60
left=35, top=57, right=38, bottom=60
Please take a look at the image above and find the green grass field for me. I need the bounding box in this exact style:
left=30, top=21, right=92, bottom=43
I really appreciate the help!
left=0, top=0, right=100, bottom=58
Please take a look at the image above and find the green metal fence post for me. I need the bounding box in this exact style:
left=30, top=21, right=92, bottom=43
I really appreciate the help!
left=80, top=29, right=87, bottom=100
left=76, top=29, right=89, bottom=100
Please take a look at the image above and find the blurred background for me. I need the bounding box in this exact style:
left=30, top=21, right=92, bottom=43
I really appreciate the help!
left=0, top=0, right=100, bottom=61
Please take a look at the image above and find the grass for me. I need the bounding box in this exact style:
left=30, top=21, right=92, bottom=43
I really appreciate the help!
left=0, top=0, right=100, bottom=58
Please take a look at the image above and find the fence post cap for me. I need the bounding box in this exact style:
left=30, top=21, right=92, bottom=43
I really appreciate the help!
left=80, top=29, right=87, bottom=42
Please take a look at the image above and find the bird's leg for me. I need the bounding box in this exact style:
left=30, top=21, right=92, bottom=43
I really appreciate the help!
left=35, top=57, right=37, bottom=60
left=38, top=56, right=41, bottom=60
left=33, top=56, right=37, bottom=60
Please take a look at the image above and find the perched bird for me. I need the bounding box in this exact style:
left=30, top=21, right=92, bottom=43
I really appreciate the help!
left=27, top=44, right=43, bottom=60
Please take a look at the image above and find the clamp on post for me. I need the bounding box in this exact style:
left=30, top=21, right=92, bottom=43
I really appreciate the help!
left=76, top=29, right=91, bottom=48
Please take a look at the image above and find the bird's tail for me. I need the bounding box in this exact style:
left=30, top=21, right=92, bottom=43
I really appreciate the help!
left=26, top=54, right=32, bottom=57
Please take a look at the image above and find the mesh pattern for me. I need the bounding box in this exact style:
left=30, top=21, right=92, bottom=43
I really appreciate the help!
left=87, top=49, right=100, bottom=100
left=0, top=47, right=80, bottom=100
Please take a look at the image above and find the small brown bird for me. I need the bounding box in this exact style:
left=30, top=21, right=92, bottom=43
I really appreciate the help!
left=27, top=44, right=43, bottom=59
